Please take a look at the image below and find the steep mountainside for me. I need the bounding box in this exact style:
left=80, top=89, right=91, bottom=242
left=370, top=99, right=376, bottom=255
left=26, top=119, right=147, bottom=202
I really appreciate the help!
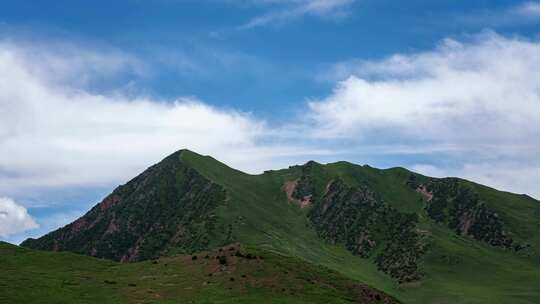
left=22, top=149, right=540, bottom=304
left=23, top=152, right=229, bottom=261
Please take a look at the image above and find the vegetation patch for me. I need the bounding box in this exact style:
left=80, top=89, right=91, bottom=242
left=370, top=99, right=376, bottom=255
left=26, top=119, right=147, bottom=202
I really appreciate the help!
left=309, top=178, right=428, bottom=283
left=407, top=175, right=520, bottom=249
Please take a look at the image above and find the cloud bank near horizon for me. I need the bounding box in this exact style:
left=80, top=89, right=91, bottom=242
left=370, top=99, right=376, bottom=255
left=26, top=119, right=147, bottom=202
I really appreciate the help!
left=309, top=32, right=540, bottom=199
left=0, top=39, right=298, bottom=195
left=1, top=31, right=540, bottom=240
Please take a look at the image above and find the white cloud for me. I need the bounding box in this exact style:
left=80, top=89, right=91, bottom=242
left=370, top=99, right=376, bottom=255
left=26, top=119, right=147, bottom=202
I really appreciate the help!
left=0, top=197, right=38, bottom=237
left=0, top=39, right=320, bottom=197
left=238, top=0, right=355, bottom=29
left=411, top=163, right=540, bottom=199
left=0, top=39, right=146, bottom=90
left=454, top=1, right=540, bottom=27
left=309, top=32, right=540, bottom=198
left=514, top=1, right=540, bottom=18
left=1, top=30, right=540, bottom=214
left=410, top=164, right=448, bottom=179
left=310, top=32, right=540, bottom=141
left=7, top=209, right=83, bottom=244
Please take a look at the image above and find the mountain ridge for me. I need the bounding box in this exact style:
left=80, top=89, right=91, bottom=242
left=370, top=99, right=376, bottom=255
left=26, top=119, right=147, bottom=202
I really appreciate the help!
left=21, top=149, right=540, bottom=303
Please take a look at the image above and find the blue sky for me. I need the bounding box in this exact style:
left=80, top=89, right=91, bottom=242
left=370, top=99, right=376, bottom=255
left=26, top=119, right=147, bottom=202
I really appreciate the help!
left=4, top=0, right=537, bottom=115
left=1, top=0, right=540, bottom=243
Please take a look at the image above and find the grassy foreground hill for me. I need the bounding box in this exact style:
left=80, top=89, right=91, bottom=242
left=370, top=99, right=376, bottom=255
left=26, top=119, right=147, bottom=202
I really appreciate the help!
left=19, top=149, right=540, bottom=303
left=0, top=241, right=397, bottom=304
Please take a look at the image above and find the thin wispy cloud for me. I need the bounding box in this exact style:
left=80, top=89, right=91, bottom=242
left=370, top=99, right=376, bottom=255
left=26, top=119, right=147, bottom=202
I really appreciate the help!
left=237, top=0, right=355, bottom=29
left=455, top=1, right=540, bottom=27
left=514, top=1, right=540, bottom=18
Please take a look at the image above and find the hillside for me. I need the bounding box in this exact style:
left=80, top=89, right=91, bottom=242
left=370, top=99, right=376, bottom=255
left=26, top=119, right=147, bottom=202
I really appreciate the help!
left=21, top=149, right=540, bottom=303
left=0, top=241, right=397, bottom=304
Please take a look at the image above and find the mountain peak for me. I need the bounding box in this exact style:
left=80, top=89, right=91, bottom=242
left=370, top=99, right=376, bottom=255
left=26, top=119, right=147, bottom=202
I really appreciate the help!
left=303, top=160, right=321, bottom=167
left=22, top=149, right=229, bottom=261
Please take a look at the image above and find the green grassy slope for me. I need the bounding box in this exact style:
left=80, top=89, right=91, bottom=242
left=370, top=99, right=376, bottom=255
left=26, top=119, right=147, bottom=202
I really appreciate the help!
left=466, top=180, right=540, bottom=255
left=0, top=242, right=397, bottom=304
left=180, top=150, right=540, bottom=304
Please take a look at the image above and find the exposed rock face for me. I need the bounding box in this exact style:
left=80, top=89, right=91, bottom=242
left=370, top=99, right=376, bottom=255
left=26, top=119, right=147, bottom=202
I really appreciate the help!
left=310, top=179, right=381, bottom=258
left=408, top=175, right=514, bottom=248
left=416, top=184, right=433, bottom=201
left=22, top=151, right=227, bottom=262
left=309, top=179, right=427, bottom=283
left=290, top=161, right=317, bottom=208
left=283, top=180, right=312, bottom=208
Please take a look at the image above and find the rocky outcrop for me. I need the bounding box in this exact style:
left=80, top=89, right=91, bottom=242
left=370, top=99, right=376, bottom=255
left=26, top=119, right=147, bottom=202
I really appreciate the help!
left=290, top=161, right=318, bottom=208
left=303, top=175, right=427, bottom=283
left=284, top=180, right=312, bottom=208
left=407, top=175, right=515, bottom=249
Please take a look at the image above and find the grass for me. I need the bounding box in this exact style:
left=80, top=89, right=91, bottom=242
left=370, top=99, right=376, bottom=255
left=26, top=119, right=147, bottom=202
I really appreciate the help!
left=0, top=242, right=396, bottom=304
left=11, top=149, right=540, bottom=304
left=180, top=150, right=540, bottom=304
left=0, top=241, right=120, bottom=304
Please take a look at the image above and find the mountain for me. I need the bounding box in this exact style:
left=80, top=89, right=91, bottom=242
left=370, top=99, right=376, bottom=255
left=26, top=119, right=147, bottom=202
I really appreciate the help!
left=24, top=151, right=228, bottom=262
left=21, top=149, right=540, bottom=303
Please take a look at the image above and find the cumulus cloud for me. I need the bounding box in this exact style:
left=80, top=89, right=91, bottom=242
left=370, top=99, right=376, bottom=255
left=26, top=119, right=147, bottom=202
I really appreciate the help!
left=309, top=32, right=540, bottom=198
left=1, top=30, right=539, bottom=214
left=0, top=39, right=324, bottom=198
left=310, top=32, right=540, bottom=141
left=237, top=0, right=355, bottom=29
left=0, top=197, right=38, bottom=237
